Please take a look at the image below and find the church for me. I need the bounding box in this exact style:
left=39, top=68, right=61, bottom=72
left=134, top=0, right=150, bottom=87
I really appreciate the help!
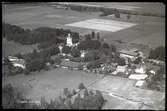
left=66, top=33, right=73, bottom=47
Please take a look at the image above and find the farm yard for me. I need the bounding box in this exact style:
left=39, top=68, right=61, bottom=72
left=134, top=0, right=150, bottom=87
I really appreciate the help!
left=2, top=2, right=165, bottom=110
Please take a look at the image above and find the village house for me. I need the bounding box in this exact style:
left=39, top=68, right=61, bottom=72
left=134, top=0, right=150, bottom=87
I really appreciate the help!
left=119, top=48, right=139, bottom=61
left=8, top=56, right=26, bottom=69
left=128, top=74, right=148, bottom=80
left=135, top=80, right=146, bottom=88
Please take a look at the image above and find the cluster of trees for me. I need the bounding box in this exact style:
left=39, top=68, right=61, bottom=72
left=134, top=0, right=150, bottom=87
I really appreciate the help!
left=2, top=84, right=40, bottom=109
left=24, top=47, right=60, bottom=73
left=147, top=65, right=165, bottom=91
left=78, top=40, right=101, bottom=50
left=39, top=83, right=105, bottom=109
left=148, top=46, right=165, bottom=61
left=3, top=83, right=105, bottom=109
left=100, top=8, right=120, bottom=18
left=3, top=23, right=79, bottom=48
left=67, top=4, right=164, bottom=17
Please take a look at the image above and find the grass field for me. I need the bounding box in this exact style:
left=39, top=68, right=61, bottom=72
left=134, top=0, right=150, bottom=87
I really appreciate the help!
left=3, top=68, right=104, bottom=102
left=3, top=67, right=165, bottom=109
left=2, top=38, right=38, bottom=57
left=88, top=76, right=165, bottom=109
left=65, top=18, right=137, bottom=32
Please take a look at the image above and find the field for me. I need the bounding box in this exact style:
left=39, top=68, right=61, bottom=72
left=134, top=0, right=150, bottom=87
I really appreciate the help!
left=3, top=68, right=104, bottom=102
left=2, top=3, right=165, bottom=48
left=2, top=38, right=38, bottom=57
left=3, top=67, right=165, bottom=109
left=88, top=76, right=165, bottom=109
left=65, top=18, right=137, bottom=32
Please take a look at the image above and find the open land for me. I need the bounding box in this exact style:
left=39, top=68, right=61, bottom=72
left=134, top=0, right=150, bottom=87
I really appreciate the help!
left=2, top=38, right=38, bottom=57
left=2, top=3, right=165, bottom=49
left=3, top=67, right=165, bottom=109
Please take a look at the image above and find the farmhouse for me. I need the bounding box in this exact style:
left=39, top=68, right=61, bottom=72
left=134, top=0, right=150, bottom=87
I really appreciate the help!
left=8, top=56, right=26, bottom=69
left=135, top=66, right=146, bottom=74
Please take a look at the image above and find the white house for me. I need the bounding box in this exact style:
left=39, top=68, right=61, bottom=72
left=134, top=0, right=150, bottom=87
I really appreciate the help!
left=8, top=56, right=18, bottom=61
left=135, top=80, right=145, bottom=87
left=129, top=74, right=148, bottom=80
left=116, top=65, right=127, bottom=73
left=149, top=70, right=156, bottom=75
left=135, top=66, right=146, bottom=74
left=66, top=33, right=73, bottom=47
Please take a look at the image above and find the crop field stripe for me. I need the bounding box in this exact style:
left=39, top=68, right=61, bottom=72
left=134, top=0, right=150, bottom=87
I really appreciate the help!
left=65, top=18, right=137, bottom=32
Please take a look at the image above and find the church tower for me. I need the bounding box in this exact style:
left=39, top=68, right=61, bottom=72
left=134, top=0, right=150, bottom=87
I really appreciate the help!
left=66, top=33, right=73, bottom=47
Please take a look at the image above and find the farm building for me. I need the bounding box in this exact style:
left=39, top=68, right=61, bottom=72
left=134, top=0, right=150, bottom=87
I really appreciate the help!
left=135, top=80, right=146, bottom=88
left=135, top=64, right=146, bottom=74
left=119, top=49, right=139, bottom=61
left=116, top=65, right=127, bottom=73
left=8, top=56, right=26, bottom=69
left=129, top=74, right=148, bottom=80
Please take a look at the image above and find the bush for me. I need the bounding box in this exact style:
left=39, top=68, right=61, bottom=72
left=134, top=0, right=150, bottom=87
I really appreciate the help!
left=148, top=46, right=165, bottom=61
left=102, top=43, right=110, bottom=49
left=78, top=40, right=101, bottom=50
left=78, top=83, right=85, bottom=90
left=62, top=46, right=71, bottom=54
left=71, top=48, right=81, bottom=57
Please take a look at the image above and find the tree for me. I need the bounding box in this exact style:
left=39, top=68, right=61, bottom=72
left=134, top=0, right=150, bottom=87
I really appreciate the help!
left=62, top=46, right=71, bottom=54
left=72, top=94, right=81, bottom=109
left=63, top=88, right=71, bottom=98
left=133, top=57, right=142, bottom=64
left=84, top=89, right=89, bottom=97
left=148, top=46, right=165, bottom=61
left=102, top=43, right=110, bottom=49
left=114, top=10, right=120, bottom=18
left=71, top=48, right=81, bottom=57
left=91, top=31, right=95, bottom=39
left=110, top=44, right=116, bottom=52
left=97, top=32, right=100, bottom=40
left=85, top=34, right=91, bottom=41
left=14, top=53, right=23, bottom=59
left=117, top=57, right=126, bottom=66
left=78, top=83, right=85, bottom=90
left=71, top=32, right=79, bottom=43
left=127, top=14, right=131, bottom=19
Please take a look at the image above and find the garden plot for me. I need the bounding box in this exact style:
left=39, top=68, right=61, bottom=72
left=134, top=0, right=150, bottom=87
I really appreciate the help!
left=65, top=18, right=137, bottom=32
